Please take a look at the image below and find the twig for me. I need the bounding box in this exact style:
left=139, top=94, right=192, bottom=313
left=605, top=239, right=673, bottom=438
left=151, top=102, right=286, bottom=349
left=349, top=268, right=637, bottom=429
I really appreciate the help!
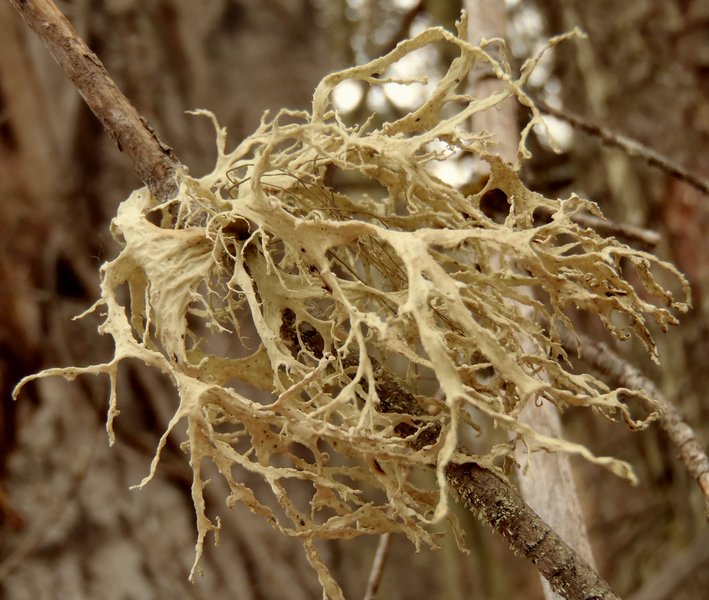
left=446, top=463, right=620, bottom=600
left=536, top=99, right=709, bottom=197
left=8, top=0, right=180, bottom=202
left=364, top=358, right=619, bottom=599
left=525, top=204, right=660, bottom=248
left=362, top=533, right=392, bottom=600
left=563, top=211, right=660, bottom=248
left=378, top=0, right=427, bottom=56
left=570, top=333, right=709, bottom=519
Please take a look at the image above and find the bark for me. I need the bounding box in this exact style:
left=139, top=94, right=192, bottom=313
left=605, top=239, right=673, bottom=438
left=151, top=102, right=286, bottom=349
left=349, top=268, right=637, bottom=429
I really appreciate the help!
left=369, top=349, right=621, bottom=600
left=8, top=0, right=181, bottom=202
left=447, top=463, right=619, bottom=600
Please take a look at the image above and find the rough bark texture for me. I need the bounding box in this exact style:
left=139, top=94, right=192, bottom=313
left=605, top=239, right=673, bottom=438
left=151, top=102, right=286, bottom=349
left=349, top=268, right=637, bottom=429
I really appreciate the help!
left=446, top=463, right=619, bottom=600
left=367, top=344, right=619, bottom=600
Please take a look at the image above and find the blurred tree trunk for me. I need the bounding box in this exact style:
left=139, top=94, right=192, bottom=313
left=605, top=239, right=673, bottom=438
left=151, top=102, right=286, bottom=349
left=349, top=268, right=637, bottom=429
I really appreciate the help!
left=465, top=3, right=597, bottom=600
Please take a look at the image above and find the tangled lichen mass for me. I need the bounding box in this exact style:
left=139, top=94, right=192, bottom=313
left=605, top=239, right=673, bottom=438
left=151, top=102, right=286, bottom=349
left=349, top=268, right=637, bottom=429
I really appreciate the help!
left=15, top=16, right=689, bottom=598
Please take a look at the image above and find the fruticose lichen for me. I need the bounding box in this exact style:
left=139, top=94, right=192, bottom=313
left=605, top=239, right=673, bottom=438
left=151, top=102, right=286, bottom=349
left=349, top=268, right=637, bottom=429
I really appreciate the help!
left=15, top=15, right=689, bottom=599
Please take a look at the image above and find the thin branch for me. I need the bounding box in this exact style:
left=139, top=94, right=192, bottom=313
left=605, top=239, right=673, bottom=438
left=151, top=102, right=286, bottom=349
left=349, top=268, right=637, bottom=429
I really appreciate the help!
left=370, top=359, right=622, bottom=600
left=559, top=210, right=660, bottom=249
left=8, top=0, right=180, bottom=202
left=446, top=463, right=620, bottom=600
left=571, top=213, right=659, bottom=248
left=536, top=99, right=709, bottom=197
left=363, top=533, right=392, bottom=600
left=570, top=333, right=709, bottom=519
left=378, top=0, right=427, bottom=56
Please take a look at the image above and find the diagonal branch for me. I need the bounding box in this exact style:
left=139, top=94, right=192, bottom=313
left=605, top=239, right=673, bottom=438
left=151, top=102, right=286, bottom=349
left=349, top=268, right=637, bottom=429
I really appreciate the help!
left=535, top=99, right=709, bottom=197
left=362, top=533, right=392, bottom=600
left=446, top=462, right=619, bottom=600
left=569, top=333, right=709, bottom=519
left=370, top=356, right=621, bottom=600
left=8, top=0, right=181, bottom=202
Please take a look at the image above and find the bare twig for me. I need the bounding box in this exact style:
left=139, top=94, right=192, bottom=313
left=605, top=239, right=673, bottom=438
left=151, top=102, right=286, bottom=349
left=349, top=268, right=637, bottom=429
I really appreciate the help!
left=446, top=463, right=620, bottom=600
left=363, top=533, right=393, bottom=600
left=8, top=0, right=180, bottom=202
left=570, top=333, right=709, bottom=519
left=487, top=201, right=660, bottom=248
left=536, top=99, right=709, bottom=197
left=378, top=0, right=427, bottom=56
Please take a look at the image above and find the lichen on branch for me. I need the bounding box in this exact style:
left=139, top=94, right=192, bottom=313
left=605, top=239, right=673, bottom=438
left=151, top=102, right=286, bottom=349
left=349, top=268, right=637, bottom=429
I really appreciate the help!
left=14, top=14, right=689, bottom=598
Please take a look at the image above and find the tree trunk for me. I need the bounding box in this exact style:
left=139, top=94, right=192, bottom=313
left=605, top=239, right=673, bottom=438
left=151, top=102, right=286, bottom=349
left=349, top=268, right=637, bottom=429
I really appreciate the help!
left=466, top=3, right=597, bottom=599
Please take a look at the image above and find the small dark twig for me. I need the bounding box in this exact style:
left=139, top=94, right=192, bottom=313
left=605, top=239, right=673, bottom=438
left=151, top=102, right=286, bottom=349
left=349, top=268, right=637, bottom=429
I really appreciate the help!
left=568, top=212, right=660, bottom=248
left=536, top=99, right=709, bottom=197
left=535, top=206, right=660, bottom=248
left=363, top=533, right=393, bottom=600
left=378, top=0, right=427, bottom=56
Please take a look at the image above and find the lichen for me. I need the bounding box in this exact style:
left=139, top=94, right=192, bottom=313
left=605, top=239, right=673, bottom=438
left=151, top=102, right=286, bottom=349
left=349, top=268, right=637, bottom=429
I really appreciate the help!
left=14, top=14, right=689, bottom=599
